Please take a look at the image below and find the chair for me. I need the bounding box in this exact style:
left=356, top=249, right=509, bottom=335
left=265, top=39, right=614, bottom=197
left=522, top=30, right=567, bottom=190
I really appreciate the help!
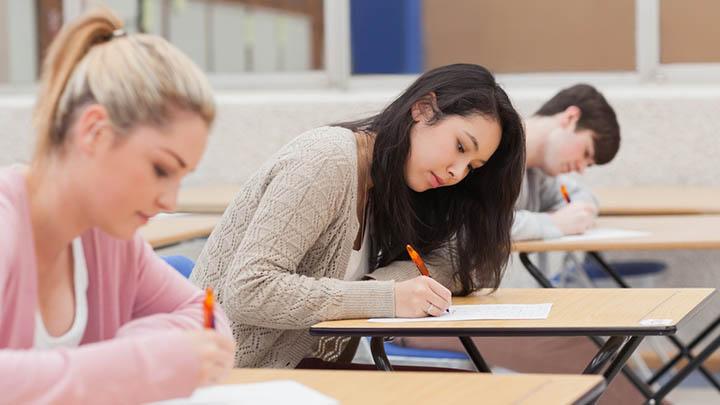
left=353, top=337, right=474, bottom=370
left=161, top=255, right=195, bottom=278
left=555, top=253, right=667, bottom=289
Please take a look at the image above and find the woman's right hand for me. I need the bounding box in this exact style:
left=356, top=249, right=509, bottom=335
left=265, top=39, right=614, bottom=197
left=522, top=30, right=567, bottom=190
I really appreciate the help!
left=184, top=329, right=235, bottom=386
left=394, top=276, right=452, bottom=318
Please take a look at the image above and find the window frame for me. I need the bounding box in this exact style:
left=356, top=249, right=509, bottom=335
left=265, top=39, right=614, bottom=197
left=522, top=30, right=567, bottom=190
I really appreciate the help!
left=20, top=0, right=720, bottom=92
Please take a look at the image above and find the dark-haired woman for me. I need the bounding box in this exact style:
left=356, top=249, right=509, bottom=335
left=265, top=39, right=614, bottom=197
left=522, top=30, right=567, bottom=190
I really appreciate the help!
left=191, top=63, right=526, bottom=368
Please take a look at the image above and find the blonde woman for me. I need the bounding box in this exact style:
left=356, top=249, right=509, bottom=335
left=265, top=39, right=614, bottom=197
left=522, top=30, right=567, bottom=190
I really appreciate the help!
left=0, top=9, right=234, bottom=404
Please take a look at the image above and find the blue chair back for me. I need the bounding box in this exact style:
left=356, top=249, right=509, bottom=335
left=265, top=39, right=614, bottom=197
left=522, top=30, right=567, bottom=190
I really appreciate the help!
left=162, top=255, right=195, bottom=278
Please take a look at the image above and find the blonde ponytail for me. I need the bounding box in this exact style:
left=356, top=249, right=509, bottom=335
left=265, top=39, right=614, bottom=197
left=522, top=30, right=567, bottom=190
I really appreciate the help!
left=32, top=8, right=215, bottom=160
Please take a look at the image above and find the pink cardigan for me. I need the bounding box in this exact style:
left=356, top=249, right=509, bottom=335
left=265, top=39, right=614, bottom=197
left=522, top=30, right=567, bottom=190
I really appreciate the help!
left=0, top=166, right=232, bottom=404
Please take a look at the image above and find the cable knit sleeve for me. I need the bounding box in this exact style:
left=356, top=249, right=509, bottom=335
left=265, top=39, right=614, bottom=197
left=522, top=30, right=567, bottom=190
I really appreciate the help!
left=365, top=247, right=464, bottom=295
left=193, top=136, right=395, bottom=330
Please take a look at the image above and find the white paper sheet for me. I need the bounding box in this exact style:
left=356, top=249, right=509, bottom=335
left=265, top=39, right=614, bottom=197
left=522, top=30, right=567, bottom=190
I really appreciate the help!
left=149, top=380, right=338, bottom=405
left=553, top=228, right=649, bottom=243
left=368, top=303, right=552, bottom=323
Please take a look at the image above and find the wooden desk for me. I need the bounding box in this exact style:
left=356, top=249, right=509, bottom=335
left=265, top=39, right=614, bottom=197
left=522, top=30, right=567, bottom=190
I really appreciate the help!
left=595, top=186, right=720, bottom=216
left=176, top=185, right=239, bottom=213
left=311, top=288, right=712, bottom=400
left=138, top=214, right=221, bottom=248
left=221, top=368, right=606, bottom=405
left=513, top=214, right=720, bottom=253
left=312, top=288, right=712, bottom=337
left=513, top=215, right=720, bottom=402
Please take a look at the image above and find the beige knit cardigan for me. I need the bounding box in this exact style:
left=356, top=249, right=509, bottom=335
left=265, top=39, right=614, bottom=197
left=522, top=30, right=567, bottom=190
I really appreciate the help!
left=191, top=126, right=459, bottom=368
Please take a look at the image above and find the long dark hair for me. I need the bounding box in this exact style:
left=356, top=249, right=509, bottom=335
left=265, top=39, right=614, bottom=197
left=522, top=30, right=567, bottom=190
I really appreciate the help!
left=339, top=63, right=525, bottom=295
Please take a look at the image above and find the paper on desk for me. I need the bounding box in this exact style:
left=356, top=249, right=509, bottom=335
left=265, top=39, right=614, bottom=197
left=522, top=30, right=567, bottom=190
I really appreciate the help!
left=368, top=303, right=552, bottom=323
left=554, top=228, right=649, bottom=243
left=149, top=380, right=338, bottom=405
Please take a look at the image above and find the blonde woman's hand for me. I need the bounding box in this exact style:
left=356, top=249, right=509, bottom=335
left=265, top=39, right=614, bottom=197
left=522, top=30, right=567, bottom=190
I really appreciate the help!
left=184, top=329, right=235, bottom=386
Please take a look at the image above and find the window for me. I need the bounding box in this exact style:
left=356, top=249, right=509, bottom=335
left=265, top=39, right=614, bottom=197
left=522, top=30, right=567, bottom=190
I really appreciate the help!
left=660, top=0, right=720, bottom=64
left=0, top=0, right=334, bottom=87
left=137, top=0, right=324, bottom=73
left=349, top=0, right=636, bottom=75
left=3, top=0, right=720, bottom=88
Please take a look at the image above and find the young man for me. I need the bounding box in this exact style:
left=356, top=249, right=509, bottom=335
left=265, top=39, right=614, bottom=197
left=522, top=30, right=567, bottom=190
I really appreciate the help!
left=396, top=85, right=640, bottom=404
left=513, top=83, right=620, bottom=240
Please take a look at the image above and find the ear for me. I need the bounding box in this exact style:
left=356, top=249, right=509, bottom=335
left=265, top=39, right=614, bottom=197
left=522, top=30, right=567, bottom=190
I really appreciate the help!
left=411, top=92, right=438, bottom=123
left=561, top=105, right=582, bottom=130
left=72, top=104, right=112, bottom=156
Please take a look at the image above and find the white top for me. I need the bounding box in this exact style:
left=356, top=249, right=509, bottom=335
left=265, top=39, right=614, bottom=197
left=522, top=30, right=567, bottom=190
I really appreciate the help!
left=34, top=238, right=89, bottom=349
left=345, top=220, right=371, bottom=281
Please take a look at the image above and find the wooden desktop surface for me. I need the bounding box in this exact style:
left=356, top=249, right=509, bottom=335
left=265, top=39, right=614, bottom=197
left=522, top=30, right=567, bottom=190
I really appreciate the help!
left=221, top=368, right=606, bottom=405
left=595, top=186, right=720, bottom=216
left=513, top=215, right=720, bottom=253
left=311, top=288, right=713, bottom=336
left=176, top=185, right=239, bottom=213
left=138, top=214, right=221, bottom=248
left=175, top=185, right=720, bottom=217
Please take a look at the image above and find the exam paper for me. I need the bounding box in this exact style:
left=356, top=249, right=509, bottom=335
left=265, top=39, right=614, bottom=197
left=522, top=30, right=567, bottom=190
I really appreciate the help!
left=554, top=228, right=649, bottom=243
left=368, top=303, right=552, bottom=323
left=149, top=380, right=338, bottom=405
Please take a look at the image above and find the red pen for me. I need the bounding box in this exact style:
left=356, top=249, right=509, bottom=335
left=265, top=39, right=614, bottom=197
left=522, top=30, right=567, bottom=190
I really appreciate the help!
left=203, top=287, right=215, bottom=329
left=560, top=184, right=571, bottom=203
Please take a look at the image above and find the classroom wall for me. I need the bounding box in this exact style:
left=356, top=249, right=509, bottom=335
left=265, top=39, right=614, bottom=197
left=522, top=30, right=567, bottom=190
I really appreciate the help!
left=422, top=0, right=720, bottom=72
left=422, top=0, right=636, bottom=73
left=1, top=84, right=719, bottom=340
left=661, top=0, right=720, bottom=64
left=0, top=1, right=8, bottom=83
left=204, top=87, right=720, bottom=189
left=6, top=0, right=37, bottom=83
left=3, top=85, right=720, bottom=187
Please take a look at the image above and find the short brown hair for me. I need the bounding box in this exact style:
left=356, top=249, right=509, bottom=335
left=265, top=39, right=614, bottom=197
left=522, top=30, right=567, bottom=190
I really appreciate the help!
left=535, top=84, right=620, bottom=165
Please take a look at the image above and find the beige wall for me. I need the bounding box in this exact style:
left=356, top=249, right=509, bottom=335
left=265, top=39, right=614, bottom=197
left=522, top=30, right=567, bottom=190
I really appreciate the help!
left=661, top=0, right=720, bottom=63
left=0, top=1, right=8, bottom=82
left=423, top=0, right=636, bottom=73
left=4, top=85, right=720, bottom=338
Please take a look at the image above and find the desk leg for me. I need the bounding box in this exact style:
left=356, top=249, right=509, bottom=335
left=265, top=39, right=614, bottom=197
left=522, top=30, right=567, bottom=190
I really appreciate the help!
left=518, top=253, right=554, bottom=288
left=369, top=337, right=394, bottom=371
left=650, top=334, right=720, bottom=403
left=519, top=252, right=654, bottom=399
left=584, top=336, right=645, bottom=393
left=649, top=314, right=720, bottom=382
left=588, top=336, right=655, bottom=399
left=647, top=315, right=720, bottom=390
left=458, top=336, right=492, bottom=372
left=584, top=336, right=628, bottom=374
left=589, top=252, right=720, bottom=390
left=603, top=336, right=644, bottom=384
left=587, top=252, right=631, bottom=288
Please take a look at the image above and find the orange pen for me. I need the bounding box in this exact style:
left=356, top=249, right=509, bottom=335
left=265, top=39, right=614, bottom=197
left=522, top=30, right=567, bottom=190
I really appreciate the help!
left=560, top=184, right=571, bottom=203
left=406, top=244, right=431, bottom=277
left=406, top=244, right=450, bottom=313
left=203, top=287, right=215, bottom=329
